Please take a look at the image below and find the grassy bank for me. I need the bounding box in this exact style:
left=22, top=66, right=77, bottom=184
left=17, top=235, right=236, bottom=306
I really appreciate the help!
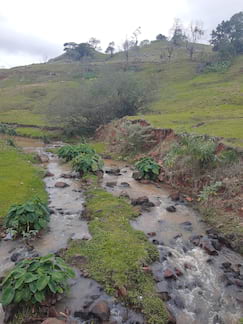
left=0, top=140, right=47, bottom=220
left=65, top=179, right=168, bottom=324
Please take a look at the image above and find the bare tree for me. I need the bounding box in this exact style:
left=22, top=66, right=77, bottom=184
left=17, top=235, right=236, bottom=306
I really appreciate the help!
left=186, top=21, right=204, bottom=60
left=170, top=18, right=187, bottom=46
left=122, top=38, right=134, bottom=66
left=89, top=37, right=101, bottom=51
left=132, top=27, right=141, bottom=46
left=166, top=43, right=175, bottom=61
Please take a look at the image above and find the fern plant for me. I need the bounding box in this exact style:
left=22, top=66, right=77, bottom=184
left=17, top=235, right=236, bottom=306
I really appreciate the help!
left=135, top=157, right=160, bottom=180
left=4, top=197, right=50, bottom=238
left=0, top=255, right=75, bottom=306
left=72, top=153, right=104, bottom=175
left=198, top=181, right=222, bottom=201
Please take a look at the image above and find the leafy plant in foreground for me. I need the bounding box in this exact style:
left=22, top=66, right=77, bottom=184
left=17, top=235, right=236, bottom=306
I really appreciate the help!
left=4, top=197, right=50, bottom=238
left=72, top=153, right=104, bottom=175
left=135, top=157, right=160, bottom=180
left=57, top=143, right=95, bottom=162
left=0, top=255, right=75, bottom=306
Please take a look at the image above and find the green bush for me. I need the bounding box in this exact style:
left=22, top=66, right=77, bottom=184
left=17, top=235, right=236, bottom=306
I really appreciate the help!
left=164, top=134, right=217, bottom=170
left=4, top=197, right=50, bottom=239
left=219, top=149, right=239, bottom=165
left=135, top=157, right=160, bottom=180
left=72, top=153, right=104, bottom=175
left=0, top=255, right=75, bottom=306
left=57, top=143, right=95, bottom=162
left=0, top=123, right=17, bottom=136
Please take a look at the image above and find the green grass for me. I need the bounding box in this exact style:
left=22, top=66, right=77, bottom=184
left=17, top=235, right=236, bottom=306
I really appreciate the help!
left=89, top=141, right=107, bottom=154
left=130, top=55, right=243, bottom=147
left=16, top=127, right=61, bottom=139
left=0, top=110, right=47, bottom=126
left=0, top=140, right=47, bottom=220
left=65, top=183, right=168, bottom=324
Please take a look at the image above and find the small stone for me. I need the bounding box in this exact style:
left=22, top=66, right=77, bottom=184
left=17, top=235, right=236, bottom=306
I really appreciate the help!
left=90, top=300, right=110, bottom=321
left=54, top=182, right=69, bottom=188
left=166, top=206, right=176, bottom=212
left=10, top=253, right=20, bottom=262
left=106, top=181, right=117, bottom=187
left=147, top=232, right=156, bottom=237
left=117, top=286, right=128, bottom=297
left=131, top=196, right=149, bottom=206
left=44, top=171, right=54, bottom=177
left=169, top=192, right=180, bottom=201
left=119, top=191, right=130, bottom=199
left=120, top=182, right=130, bottom=188
left=132, top=171, right=143, bottom=181
left=164, top=269, right=176, bottom=279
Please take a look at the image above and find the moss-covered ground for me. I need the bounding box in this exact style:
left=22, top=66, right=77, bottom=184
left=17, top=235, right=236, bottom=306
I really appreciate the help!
left=0, top=139, right=47, bottom=221
left=65, top=178, right=168, bottom=324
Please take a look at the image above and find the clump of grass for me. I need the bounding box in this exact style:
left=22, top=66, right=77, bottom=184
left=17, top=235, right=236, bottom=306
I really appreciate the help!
left=65, top=185, right=168, bottom=324
left=0, top=140, right=47, bottom=220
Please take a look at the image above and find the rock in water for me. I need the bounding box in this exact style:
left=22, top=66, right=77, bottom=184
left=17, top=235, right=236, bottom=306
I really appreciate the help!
left=54, top=182, right=69, bottom=188
left=90, top=300, right=110, bottom=321
left=41, top=319, right=66, bottom=324
left=166, top=206, right=176, bottom=212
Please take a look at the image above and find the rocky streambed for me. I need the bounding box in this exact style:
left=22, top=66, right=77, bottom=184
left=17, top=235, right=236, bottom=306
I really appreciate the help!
left=0, top=139, right=242, bottom=324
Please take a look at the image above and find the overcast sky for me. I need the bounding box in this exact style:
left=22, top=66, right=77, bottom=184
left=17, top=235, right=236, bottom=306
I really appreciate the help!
left=0, top=0, right=242, bottom=68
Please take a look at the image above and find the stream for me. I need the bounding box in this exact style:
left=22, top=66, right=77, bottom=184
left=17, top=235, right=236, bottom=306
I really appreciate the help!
left=0, top=138, right=243, bottom=324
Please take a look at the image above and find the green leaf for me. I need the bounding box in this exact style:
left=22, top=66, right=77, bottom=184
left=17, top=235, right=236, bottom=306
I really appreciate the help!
left=36, top=275, right=50, bottom=291
left=1, top=286, right=15, bottom=305
left=34, top=290, right=45, bottom=303
left=14, top=290, right=24, bottom=303
left=25, top=272, right=38, bottom=283
left=52, top=271, right=65, bottom=282
left=48, top=280, right=57, bottom=293
left=15, top=276, right=25, bottom=289
left=29, top=282, right=38, bottom=294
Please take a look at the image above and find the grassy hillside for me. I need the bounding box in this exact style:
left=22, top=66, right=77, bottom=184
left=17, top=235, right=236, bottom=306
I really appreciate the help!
left=0, top=40, right=243, bottom=146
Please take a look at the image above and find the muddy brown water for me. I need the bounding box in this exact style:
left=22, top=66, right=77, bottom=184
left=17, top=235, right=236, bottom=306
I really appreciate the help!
left=0, top=139, right=242, bottom=324
left=103, top=160, right=243, bottom=324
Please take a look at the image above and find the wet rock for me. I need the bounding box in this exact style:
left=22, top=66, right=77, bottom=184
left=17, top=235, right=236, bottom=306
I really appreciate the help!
left=60, top=173, right=75, bottom=179
left=106, top=181, right=117, bottom=188
left=50, top=209, right=55, bottom=214
left=169, top=192, right=180, bottom=201
left=166, top=206, right=176, bottom=213
left=10, top=252, right=21, bottom=262
left=119, top=191, right=130, bottom=199
left=234, top=279, right=243, bottom=287
left=234, top=291, right=243, bottom=302
left=175, top=268, right=183, bottom=276
left=120, top=182, right=130, bottom=188
left=90, top=300, right=110, bottom=321
left=132, top=171, right=143, bottom=181
left=105, top=168, right=121, bottom=176
left=200, top=237, right=218, bottom=255
left=156, top=281, right=170, bottom=294
left=164, top=269, right=176, bottom=279
left=189, top=234, right=203, bottom=246
left=211, top=239, right=222, bottom=251
left=55, top=182, right=69, bottom=188
left=180, top=221, right=193, bottom=231
left=44, top=171, right=54, bottom=177
left=222, top=262, right=231, bottom=269
left=152, top=239, right=160, bottom=245
left=131, top=196, right=149, bottom=206
left=147, top=232, right=156, bottom=237
left=41, top=319, right=66, bottom=324
left=167, top=307, right=177, bottom=324
left=173, top=295, right=185, bottom=309
left=184, top=262, right=196, bottom=271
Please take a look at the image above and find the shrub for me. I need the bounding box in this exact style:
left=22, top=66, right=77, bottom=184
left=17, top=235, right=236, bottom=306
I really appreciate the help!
left=164, top=134, right=217, bottom=170
left=57, top=144, right=95, bottom=162
left=116, top=120, right=156, bottom=156
left=135, top=157, right=160, bottom=180
left=4, top=197, right=50, bottom=239
left=0, top=123, right=17, bottom=136
left=0, top=255, right=75, bottom=306
left=198, top=181, right=222, bottom=201
left=219, top=149, right=239, bottom=165
left=72, top=153, right=104, bottom=175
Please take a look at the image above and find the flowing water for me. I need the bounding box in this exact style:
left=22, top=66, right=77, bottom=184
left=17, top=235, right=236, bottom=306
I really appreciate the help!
left=0, top=139, right=242, bottom=323
left=102, top=160, right=243, bottom=324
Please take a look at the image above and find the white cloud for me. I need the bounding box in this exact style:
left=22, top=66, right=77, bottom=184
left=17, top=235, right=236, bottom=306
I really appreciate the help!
left=0, top=0, right=242, bottom=67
